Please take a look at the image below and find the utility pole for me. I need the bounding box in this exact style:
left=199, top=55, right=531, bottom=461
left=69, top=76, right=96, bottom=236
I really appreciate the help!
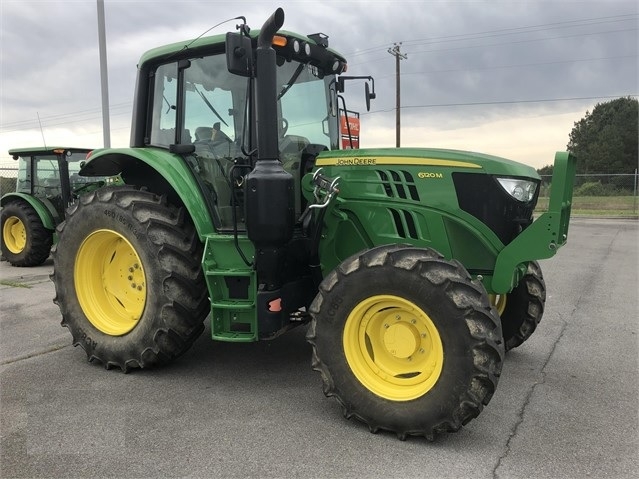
left=387, top=43, right=407, bottom=147
left=97, top=0, right=111, bottom=147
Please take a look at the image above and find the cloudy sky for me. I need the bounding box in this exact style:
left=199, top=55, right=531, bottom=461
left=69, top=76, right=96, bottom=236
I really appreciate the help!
left=0, top=0, right=637, bottom=170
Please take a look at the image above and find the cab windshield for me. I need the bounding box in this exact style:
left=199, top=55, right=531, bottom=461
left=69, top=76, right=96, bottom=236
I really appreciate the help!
left=148, top=52, right=339, bottom=228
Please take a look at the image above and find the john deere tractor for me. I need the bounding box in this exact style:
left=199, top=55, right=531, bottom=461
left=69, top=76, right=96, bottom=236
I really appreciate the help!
left=0, top=147, right=109, bottom=266
left=51, top=9, right=575, bottom=440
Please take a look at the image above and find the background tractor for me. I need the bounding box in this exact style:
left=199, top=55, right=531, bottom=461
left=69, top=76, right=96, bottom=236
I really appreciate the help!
left=1, top=147, right=111, bottom=266
left=51, top=8, right=575, bottom=440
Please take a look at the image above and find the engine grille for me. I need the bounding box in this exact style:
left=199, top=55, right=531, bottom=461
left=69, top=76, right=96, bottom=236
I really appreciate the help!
left=452, top=172, right=538, bottom=244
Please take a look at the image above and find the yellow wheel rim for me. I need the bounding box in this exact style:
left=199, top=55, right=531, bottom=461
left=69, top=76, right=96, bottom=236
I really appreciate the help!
left=489, top=294, right=507, bottom=316
left=74, top=229, right=146, bottom=336
left=343, top=295, right=444, bottom=401
left=3, top=216, right=26, bottom=254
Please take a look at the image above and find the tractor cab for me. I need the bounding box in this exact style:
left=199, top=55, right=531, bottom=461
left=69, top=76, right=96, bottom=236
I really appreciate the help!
left=80, top=17, right=372, bottom=233
left=138, top=27, right=352, bottom=229
left=9, top=147, right=95, bottom=213
left=1, top=146, right=112, bottom=266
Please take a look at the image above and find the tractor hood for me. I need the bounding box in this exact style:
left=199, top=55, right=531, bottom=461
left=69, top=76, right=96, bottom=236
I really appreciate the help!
left=315, top=147, right=540, bottom=179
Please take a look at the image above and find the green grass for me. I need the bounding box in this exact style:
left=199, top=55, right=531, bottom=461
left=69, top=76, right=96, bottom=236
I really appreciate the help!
left=536, top=195, right=638, bottom=216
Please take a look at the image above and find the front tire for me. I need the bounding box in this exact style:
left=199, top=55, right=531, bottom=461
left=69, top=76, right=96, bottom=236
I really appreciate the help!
left=1, top=200, right=52, bottom=266
left=494, top=261, right=546, bottom=351
left=307, top=245, right=504, bottom=440
left=51, top=186, right=209, bottom=371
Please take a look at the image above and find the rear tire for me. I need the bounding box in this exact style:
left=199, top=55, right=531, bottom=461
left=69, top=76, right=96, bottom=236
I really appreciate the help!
left=1, top=200, right=52, bottom=266
left=51, top=186, right=208, bottom=371
left=308, top=245, right=504, bottom=440
left=497, top=261, right=546, bottom=351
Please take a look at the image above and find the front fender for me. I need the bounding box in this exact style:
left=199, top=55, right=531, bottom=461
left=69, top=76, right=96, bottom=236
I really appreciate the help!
left=1, top=193, right=57, bottom=230
left=80, top=147, right=215, bottom=239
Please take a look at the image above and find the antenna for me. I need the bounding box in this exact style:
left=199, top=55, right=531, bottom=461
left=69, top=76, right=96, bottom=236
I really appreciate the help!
left=164, top=16, right=250, bottom=63
left=36, top=112, right=47, bottom=150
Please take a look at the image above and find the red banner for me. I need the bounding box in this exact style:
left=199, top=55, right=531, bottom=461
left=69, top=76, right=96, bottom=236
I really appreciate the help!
left=340, top=116, right=360, bottom=135
left=340, top=115, right=360, bottom=149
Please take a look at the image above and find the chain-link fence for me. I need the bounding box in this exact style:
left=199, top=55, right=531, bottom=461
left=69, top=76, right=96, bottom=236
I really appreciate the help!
left=2, top=166, right=638, bottom=216
left=0, top=167, right=17, bottom=196
left=539, top=172, right=638, bottom=216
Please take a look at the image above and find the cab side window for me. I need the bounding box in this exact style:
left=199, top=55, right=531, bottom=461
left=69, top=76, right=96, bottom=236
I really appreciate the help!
left=149, top=63, right=178, bottom=147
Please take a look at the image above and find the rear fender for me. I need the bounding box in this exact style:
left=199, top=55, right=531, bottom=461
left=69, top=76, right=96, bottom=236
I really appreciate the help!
left=80, top=148, right=215, bottom=239
left=1, top=193, right=57, bottom=230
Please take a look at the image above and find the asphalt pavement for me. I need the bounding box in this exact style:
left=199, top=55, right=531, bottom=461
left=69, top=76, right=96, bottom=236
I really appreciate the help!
left=1, top=218, right=637, bottom=479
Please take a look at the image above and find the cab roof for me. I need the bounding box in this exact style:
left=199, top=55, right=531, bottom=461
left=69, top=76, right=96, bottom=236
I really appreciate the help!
left=8, top=147, right=93, bottom=160
left=138, top=29, right=346, bottom=67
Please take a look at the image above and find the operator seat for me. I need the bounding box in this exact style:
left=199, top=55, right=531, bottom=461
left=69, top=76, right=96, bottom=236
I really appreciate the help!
left=195, top=127, right=213, bottom=141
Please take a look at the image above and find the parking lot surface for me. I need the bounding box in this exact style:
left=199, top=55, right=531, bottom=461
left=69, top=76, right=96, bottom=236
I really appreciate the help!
left=1, top=218, right=637, bottom=478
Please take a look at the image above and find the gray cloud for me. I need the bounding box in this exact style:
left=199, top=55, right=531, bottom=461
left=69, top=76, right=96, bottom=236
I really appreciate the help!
left=1, top=0, right=637, bottom=164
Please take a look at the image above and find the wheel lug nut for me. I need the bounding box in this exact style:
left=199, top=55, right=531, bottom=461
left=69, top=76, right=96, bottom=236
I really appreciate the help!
left=384, top=323, right=389, bottom=329
left=411, top=319, right=416, bottom=324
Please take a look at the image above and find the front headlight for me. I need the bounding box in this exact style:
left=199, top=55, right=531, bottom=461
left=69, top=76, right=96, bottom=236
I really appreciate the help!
left=496, top=177, right=538, bottom=202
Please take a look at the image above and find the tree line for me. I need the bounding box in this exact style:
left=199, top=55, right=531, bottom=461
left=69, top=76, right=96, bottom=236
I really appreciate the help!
left=537, top=96, right=638, bottom=177
left=537, top=97, right=637, bottom=196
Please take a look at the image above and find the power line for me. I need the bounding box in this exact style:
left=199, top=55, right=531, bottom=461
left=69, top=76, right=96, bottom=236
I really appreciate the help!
left=403, top=16, right=637, bottom=49
left=344, top=13, right=637, bottom=58
left=0, top=102, right=132, bottom=131
left=1, top=15, right=635, bottom=138
left=408, top=27, right=636, bottom=56
left=349, top=26, right=637, bottom=67
left=0, top=104, right=132, bottom=133
left=363, top=94, right=638, bottom=114
left=377, top=54, right=637, bottom=81
left=3, top=53, right=631, bottom=135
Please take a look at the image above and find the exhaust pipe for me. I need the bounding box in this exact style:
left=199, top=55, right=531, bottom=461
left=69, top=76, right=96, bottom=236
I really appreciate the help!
left=245, top=7, right=294, bottom=290
left=255, top=7, right=284, bottom=161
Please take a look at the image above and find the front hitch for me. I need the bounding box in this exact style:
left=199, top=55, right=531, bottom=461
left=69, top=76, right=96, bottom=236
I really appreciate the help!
left=492, top=151, right=576, bottom=293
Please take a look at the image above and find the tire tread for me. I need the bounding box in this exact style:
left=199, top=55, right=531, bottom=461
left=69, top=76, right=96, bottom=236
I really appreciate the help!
left=52, top=186, right=208, bottom=372
left=308, top=244, right=504, bottom=441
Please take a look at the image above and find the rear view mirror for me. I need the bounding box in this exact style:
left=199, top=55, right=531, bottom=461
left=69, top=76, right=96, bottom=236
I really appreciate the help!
left=226, top=32, right=253, bottom=77
left=365, top=82, right=376, bottom=112
left=338, top=76, right=376, bottom=111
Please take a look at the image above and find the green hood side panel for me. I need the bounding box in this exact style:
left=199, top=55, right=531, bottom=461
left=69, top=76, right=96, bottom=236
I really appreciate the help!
left=80, top=147, right=215, bottom=239
left=305, top=155, right=507, bottom=278
left=0, top=193, right=57, bottom=230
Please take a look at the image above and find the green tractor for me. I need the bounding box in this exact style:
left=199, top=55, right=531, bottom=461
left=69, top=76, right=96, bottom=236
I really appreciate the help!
left=0, top=146, right=110, bottom=266
left=51, top=9, right=575, bottom=440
